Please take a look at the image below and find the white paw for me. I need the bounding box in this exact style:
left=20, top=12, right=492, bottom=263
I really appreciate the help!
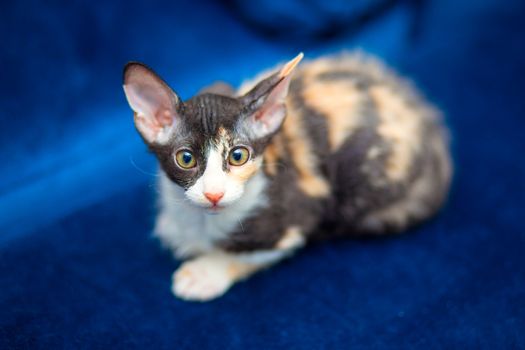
left=172, top=256, right=234, bottom=302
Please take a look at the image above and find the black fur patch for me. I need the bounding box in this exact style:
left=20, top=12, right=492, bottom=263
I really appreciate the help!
left=220, top=154, right=326, bottom=252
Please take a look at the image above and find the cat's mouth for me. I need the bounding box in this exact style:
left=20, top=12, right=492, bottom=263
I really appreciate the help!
left=185, top=196, right=232, bottom=212
left=207, top=204, right=225, bottom=214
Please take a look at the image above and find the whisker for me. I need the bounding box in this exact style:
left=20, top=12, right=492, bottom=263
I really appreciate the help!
left=237, top=218, right=246, bottom=234
left=129, top=156, right=159, bottom=177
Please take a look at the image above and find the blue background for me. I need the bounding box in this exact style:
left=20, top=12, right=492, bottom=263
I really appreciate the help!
left=1, top=0, right=524, bottom=348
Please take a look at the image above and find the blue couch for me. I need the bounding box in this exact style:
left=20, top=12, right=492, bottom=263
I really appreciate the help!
left=1, top=0, right=524, bottom=348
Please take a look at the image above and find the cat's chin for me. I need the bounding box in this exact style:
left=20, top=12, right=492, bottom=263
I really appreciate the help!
left=203, top=200, right=239, bottom=214
left=188, top=201, right=230, bottom=214
left=205, top=206, right=225, bottom=215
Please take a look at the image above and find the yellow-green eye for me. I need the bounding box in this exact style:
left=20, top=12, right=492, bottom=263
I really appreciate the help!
left=175, top=150, right=196, bottom=169
left=228, top=146, right=250, bottom=166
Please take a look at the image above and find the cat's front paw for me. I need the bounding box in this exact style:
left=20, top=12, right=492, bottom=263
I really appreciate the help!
left=172, top=256, right=234, bottom=301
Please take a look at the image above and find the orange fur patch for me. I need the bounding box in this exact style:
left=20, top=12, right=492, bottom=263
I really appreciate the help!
left=299, top=59, right=333, bottom=80
left=281, top=104, right=330, bottom=198
left=302, top=79, right=365, bottom=151
left=227, top=261, right=258, bottom=280
left=228, top=157, right=262, bottom=182
left=263, top=134, right=285, bottom=176
left=370, top=85, right=422, bottom=181
left=275, top=226, right=305, bottom=250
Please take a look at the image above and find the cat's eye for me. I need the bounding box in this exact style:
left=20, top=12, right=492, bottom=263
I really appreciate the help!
left=175, top=150, right=196, bottom=169
left=228, top=146, right=250, bottom=166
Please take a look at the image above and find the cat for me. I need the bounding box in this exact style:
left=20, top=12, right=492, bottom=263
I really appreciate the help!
left=122, top=52, right=452, bottom=301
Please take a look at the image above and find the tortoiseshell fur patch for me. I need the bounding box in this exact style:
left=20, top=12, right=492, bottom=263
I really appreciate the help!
left=222, top=52, right=451, bottom=251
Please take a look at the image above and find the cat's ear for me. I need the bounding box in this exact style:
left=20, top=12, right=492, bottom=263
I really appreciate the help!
left=240, top=53, right=303, bottom=139
left=123, top=62, right=181, bottom=144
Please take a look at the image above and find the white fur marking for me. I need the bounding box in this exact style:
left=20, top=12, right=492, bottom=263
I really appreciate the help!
left=154, top=170, right=269, bottom=258
left=173, top=253, right=237, bottom=301
left=235, top=249, right=292, bottom=265
left=172, top=248, right=297, bottom=301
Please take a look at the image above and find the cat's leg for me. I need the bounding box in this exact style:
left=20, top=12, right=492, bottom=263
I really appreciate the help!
left=172, top=251, right=271, bottom=301
left=172, top=229, right=305, bottom=301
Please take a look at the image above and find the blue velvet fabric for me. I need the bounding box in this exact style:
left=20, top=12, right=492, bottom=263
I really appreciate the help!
left=1, top=0, right=524, bottom=348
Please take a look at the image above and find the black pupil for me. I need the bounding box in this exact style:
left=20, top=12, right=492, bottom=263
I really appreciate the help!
left=182, top=152, right=192, bottom=164
left=233, top=150, right=243, bottom=161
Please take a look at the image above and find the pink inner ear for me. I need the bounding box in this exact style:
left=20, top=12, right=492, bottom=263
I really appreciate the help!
left=136, top=115, right=160, bottom=132
left=124, top=84, right=175, bottom=126
left=258, top=76, right=290, bottom=117
left=256, top=104, right=280, bottom=122
left=157, top=109, right=174, bottom=126
left=247, top=75, right=291, bottom=137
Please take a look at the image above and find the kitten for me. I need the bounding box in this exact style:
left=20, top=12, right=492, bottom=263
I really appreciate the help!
left=123, top=52, right=452, bottom=301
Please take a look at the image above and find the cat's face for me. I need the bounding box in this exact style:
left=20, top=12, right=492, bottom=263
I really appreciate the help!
left=123, top=54, right=302, bottom=211
left=149, top=93, right=268, bottom=210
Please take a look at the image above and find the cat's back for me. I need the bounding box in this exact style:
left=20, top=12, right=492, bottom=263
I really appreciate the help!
left=263, top=52, right=452, bottom=234
left=287, top=52, right=444, bottom=159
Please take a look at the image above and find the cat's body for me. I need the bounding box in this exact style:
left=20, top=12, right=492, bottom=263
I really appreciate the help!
left=123, top=52, right=452, bottom=301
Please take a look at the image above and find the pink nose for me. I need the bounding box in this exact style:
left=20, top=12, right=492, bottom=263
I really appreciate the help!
left=204, top=192, right=224, bottom=205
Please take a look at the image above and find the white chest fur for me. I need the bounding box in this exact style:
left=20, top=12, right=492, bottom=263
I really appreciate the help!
left=154, top=171, right=269, bottom=258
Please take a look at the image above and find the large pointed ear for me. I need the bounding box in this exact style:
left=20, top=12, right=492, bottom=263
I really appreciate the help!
left=123, top=62, right=181, bottom=145
left=240, top=53, right=303, bottom=139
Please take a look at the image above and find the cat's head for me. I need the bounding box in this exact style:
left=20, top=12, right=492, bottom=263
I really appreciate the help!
left=123, top=54, right=302, bottom=211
